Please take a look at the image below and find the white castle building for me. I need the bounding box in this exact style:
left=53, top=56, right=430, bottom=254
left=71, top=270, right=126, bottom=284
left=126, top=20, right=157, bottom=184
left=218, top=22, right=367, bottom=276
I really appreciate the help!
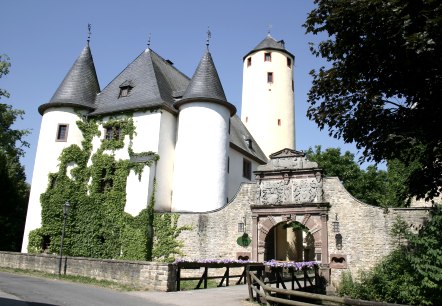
left=21, top=34, right=296, bottom=252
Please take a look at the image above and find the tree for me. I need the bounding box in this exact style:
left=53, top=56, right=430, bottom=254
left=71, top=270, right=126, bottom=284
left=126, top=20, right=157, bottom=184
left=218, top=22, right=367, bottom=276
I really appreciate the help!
left=0, top=54, right=30, bottom=251
left=304, top=0, right=442, bottom=200
left=306, top=146, right=409, bottom=207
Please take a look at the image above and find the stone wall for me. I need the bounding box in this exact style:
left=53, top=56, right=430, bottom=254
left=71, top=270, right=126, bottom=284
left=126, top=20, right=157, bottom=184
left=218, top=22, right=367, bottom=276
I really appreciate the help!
left=324, top=177, right=431, bottom=287
left=0, top=251, right=175, bottom=291
left=174, top=172, right=431, bottom=288
left=177, top=182, right=256, bottom=260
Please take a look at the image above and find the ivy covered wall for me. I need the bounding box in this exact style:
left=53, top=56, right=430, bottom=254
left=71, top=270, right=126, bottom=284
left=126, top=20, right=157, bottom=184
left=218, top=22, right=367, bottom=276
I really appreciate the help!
left=28, top=113, right=189, bottom=262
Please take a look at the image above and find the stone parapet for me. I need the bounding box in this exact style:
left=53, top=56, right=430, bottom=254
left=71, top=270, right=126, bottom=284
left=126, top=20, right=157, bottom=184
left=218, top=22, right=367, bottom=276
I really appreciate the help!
left=0, top=251, right=176, bottom=291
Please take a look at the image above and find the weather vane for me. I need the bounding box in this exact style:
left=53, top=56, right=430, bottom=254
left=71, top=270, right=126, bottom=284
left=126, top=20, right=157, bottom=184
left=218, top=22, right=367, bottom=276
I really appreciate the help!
left=206, top=26, right=211, bottom=49
left=268, top=24, right=272, bottom=35
left=147, top=33, right=151, bottom=48
left=87, top=23, right=92, bottom=44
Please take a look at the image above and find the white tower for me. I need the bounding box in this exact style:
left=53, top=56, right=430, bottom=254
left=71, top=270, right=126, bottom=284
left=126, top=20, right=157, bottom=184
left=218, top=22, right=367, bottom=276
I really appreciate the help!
left=21, top=43, right=100, bottom=252
left=172, top=49, right=236, bottom=212
left=241, top=35, right=295, bottom=157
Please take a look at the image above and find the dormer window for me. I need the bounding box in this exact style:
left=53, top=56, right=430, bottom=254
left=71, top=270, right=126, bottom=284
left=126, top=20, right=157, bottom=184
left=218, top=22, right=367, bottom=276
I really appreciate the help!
left=119, top=86, right=132, bottom=98
left=118, top=80, right=133, bottom=98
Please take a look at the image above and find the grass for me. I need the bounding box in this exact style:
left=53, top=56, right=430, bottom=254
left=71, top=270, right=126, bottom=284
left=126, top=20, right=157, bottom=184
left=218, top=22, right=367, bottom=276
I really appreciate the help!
left=179, top=279, right=219, bottom=290
left=0, top=267, right=138, bottom=291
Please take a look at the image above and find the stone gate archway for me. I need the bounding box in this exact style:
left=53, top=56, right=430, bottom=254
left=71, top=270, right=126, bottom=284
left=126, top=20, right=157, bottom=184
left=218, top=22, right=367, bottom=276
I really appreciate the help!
left=264, top=219, right=316, bottom=262
left=250, top=149, right=330, bottom=280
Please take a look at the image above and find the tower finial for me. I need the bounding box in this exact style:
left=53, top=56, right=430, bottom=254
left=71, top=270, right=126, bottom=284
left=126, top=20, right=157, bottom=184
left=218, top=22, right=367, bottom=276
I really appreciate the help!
left=206, top=26, right=211, bottom=50
left=87, top=23, right=92, bottom=44
left=267, top=24, right=272, bottom=36
left=147, top=33, right=151, bottom=48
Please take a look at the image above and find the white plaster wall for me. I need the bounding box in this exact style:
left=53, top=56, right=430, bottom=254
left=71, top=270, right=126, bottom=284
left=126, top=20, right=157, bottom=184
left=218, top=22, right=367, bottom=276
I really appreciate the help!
left=155, top=110, right=177, bottom=212
left=86, top=112, right=162, bottom=217
left=172, top=102, right=230, bottom=212
left=124, top=166, right=151, bottom=216
left=241, top=50, right=295, bottom=157
left=122, top=112, right=161, bottom=216
left=22, top=107, right=86, bottom=252
left=227, top=147, right=260, bottom=202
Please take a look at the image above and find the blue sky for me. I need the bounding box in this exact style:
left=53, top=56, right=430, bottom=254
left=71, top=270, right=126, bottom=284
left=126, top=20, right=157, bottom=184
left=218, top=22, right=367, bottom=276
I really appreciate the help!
left=2, top=0, right=373, bottom=183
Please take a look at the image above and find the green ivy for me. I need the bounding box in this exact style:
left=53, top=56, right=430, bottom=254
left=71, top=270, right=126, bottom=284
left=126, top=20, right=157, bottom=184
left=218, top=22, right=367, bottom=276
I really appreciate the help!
left=28, top=114, right=189, bottom=262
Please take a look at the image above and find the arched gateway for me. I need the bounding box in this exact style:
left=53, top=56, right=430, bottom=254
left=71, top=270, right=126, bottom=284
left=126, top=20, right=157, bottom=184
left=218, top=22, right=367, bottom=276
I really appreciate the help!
left=250, top=149, right=330, bottom=278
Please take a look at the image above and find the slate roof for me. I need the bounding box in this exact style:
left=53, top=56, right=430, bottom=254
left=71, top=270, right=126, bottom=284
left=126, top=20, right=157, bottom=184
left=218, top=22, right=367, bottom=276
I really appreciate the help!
left=230, top=115, right=268, bottom=164
left=39, top=43, right=267, bottom=162
left=90, top=48, right=190, bottom=116
left=39, top=43, right=100, bottom=114
left=243, top=34, right=294, bottom=60
left=175, top=49, right=236, bottom=115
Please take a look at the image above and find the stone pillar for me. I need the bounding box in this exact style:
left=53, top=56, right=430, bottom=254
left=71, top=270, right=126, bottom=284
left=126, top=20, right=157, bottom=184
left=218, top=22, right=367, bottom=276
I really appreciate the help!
left=320, top=213, right=330, bottom=282
left=252, top=215, right=258, bottom=261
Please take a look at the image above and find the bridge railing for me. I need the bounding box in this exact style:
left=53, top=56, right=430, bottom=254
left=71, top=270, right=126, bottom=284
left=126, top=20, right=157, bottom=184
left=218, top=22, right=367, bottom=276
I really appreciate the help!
left=247, top=270, right=411, bottom=306
left=175, top=261, right=259, bottom=291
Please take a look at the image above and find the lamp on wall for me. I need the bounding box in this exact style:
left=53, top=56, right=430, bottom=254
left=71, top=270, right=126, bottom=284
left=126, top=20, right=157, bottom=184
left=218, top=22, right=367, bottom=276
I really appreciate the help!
left=238, top=216, right=246, bottom=233
left=58, top=201, right=70, bottom=275
left=332, top=213, right=340, bottom=233
left=332, top=214, right=343, bottom=250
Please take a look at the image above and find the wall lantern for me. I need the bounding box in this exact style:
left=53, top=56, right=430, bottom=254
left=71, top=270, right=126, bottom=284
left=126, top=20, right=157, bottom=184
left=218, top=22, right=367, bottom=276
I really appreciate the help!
left=332, top=213, right=340, bottom=233
left=238, top=216, right=246, bottom=233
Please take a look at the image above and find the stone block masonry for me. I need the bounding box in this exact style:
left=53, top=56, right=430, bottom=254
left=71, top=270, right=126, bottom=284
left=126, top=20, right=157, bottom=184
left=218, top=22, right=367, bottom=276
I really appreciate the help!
left=324, top=177, right=432, bottom=287
left=176, top=182, right=256, bottom=260
left=0, top=252, right=176, bottom=291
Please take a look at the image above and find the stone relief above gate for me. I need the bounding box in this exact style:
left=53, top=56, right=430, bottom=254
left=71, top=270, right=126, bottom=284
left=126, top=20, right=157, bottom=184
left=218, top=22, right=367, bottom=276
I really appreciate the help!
left=255, top=149, right=324, bottom=205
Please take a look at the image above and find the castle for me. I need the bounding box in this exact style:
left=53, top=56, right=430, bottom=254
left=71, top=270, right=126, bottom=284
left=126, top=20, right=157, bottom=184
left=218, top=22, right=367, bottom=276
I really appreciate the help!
left=21, top=33, right=432, bottom=286
left=21, top=34, right=296, bottom=252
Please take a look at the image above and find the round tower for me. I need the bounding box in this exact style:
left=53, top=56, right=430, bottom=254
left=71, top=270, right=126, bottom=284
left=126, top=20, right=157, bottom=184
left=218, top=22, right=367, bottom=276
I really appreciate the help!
left=21, top=42, right=100, bottom=252
left=241, top=35, right=295, bottom=157
left=172, top=49, right=236, bottom=212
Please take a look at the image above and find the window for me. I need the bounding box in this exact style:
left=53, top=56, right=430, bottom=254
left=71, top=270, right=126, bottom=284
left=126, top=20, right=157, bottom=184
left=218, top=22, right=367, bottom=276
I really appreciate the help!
left=99, top=166, right=115, bottom=192
left=264, top=52, right=271, bottom=62
left=278, top=119, right=281, bottom=126
left=227, top=157, right=230, bottom=173
left=247, top=57, right=251, bottom=67
left=267, top=72, right=273, bottom=84
left=105, top=125, right=121, bottom=140
left=119, top=85, right=133, bottom=98
left=245, top=116, right=248, bottom=123
left=287, top=57, right=292, bottom=67
left=243, top=158, right=252, bottom=180
left=49, top=176, right=57, bottom=189
left=56, top=124, right=69, bottom=141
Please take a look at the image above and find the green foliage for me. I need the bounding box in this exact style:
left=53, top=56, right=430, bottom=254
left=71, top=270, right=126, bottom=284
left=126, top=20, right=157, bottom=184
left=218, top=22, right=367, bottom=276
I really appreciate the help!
left=284, top=221, right=309, bottom=232
left=236, top=233, right=251, bottom=247
left=28, top=115, right=188, bottom=261
left=0, top=55, right=30, bottom=251
left=337, top=206, right=442, bottom=305
left=153, top=213, right=191, bottom=262
left=306, top=146, right=408, bottom=207
left=0, top=54, right=11, bottom=99
left=304, top=0, right=442, bottom=200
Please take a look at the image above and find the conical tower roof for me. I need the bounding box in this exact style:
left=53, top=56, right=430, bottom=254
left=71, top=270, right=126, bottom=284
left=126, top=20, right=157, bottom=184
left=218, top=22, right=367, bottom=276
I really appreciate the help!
left=91, top=48, right=190, bottom=116
left=175, top=49, right=236, bottom=115
left=39, top=43, right=100, bottom=114
left=243, top=34, right=294, bottom=60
